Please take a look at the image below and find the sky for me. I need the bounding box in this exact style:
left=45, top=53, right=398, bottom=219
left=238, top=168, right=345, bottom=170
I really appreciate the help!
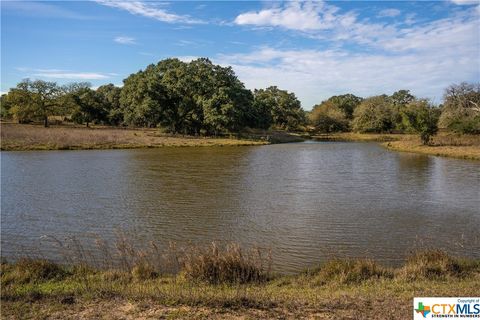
left=1, top=0, right=479, bottom=109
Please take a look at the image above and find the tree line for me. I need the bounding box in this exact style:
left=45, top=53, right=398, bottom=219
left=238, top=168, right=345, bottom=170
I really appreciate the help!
left=1, top=58, right=479, bottom=144
left=0, top=58, right=305, bottom=135
left=309, top=83, right=479, bottom=144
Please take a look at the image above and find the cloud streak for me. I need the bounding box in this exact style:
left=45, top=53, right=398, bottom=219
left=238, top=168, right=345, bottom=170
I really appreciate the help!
left=94, top=0, right=204, bottom=24
left=378, top=8, right=401, bottom=18
left=114, top=36, right=136, bottom=44
left=17, top=68, right=113, bottom=80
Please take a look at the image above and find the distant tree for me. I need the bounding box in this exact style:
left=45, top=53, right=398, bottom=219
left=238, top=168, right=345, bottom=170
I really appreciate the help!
left=0, top=94, right=12, bottom=119
left=249, top=95, right=273, bottom=130
left=7, top=79, right=62, bottom=127
left=199, top=62, right=254, bottom=134
left=352, top=95, right=394, bottom=133
left=391, top=90, right=415, bottom=107
left=439, top=82, right=480, bottom=134
left=121, top=61, right=170, bottom=127
left=96, top=84, right=123, bottom=125
left=401, top=100, right=440, bottom=145
left=391, top=89, right=415, bottom=130
left=326, top=94, right=363, bottom=119
left=121, top=58, right=258, bottom=134
left=253, top=86, right=305, bottom=130
left=70, top=88, right=107, bottom=127
left=309, top=101, right=349, bottom=133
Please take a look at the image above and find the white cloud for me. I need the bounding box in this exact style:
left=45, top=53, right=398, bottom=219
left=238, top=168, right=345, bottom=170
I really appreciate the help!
left=16, top=68, right=113, bottom=80
left=233, top=1, right=403, bottom=47
left=234, top=1, right=479, bottom=54
left=33, top=72, right=111, bottom=80
left=378, top=8, right=401, bottom=18
left=114, top=36, right=136, bottom=45
left=234, top=1, right=337, bottom=31
left=94, top=0, right=204, bottom=24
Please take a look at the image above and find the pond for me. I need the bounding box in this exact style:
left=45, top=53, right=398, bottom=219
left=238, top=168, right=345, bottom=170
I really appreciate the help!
left=1, top=142, right=479, bottom=273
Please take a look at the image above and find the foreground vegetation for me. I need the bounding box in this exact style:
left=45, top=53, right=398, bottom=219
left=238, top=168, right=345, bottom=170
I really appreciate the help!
left=1, top=247, right=479, bottom=319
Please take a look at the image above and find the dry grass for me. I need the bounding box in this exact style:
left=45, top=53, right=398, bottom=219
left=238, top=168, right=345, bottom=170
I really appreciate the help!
left=312, top=131, right=480, bottom=160
left=182, top=243, right=271, bottom=284
left=383, top=133, right=480, bottom=160
left=0, top=124, right=267, bottom=151
left=312, top=132, right=407, bottom=142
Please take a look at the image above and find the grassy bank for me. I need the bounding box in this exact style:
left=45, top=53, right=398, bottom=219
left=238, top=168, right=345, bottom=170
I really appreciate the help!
left=313, top=132, right=480, bottom=160
left=2, top=249, right=479, bottom=319
left=382, top=133, right=480, bottom=160
left=0, top=124, right=269, bottom=151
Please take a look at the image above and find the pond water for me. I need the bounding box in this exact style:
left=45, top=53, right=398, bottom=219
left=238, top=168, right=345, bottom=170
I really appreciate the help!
left=1, top=142, right=479, bottom=273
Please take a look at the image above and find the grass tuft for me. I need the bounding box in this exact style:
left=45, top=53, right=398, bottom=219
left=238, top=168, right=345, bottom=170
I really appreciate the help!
left=306, top=258, right=393, bottom=284
left=131, top=263, right=158, bottom=281
left=398, top=250, right=479, bottom=280
left=1, top=259, right=69, bottom=285
left=182, top=243, right=271, bottom=284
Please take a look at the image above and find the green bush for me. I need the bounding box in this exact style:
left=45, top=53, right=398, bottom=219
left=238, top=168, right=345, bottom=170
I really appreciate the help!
left=352, top=96, right=394, bottom=133
left=309, top=101, right=349, bottom=133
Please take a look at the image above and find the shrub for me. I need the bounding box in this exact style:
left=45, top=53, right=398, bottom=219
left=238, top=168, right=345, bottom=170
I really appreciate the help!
left=352, top=96, right=394, bottom=133
left=309, top=101, right=349, bottom=133
left=401, top=100, right=440, bottom=145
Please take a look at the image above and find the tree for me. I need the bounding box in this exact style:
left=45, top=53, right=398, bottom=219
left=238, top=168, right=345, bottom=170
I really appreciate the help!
left=120, top=58, right=258, bottom=134
left=326, top=94, right=363, bottom=119
left=352, top=95, right=394, bottom=133
left=7, top=79, right=62, bottom=127
left=121, top=62, right=170, bottom=127
left=391, top=90, right=415, bottom=107
left=199, top=62, right=254, bottom=134
left=70, top=88, right=107, bottom=127
left=96, top=84, right=123, bottom=125
left=401, top=100, right=440, bottom=145
left=1, top=94, right=12, bottom=120
left=439, top=82, right=480, bottom=134
left=253, top=86, right=305, bottom=130
left=391, top=89, right=415, bottom=130
left=309, top=101, right=349, bottom=133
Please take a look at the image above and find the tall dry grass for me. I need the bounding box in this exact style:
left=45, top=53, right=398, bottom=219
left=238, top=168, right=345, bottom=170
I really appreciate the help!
left=36, top=234, right=273, bottom=285
left=0, top=124, right=266, bottom=150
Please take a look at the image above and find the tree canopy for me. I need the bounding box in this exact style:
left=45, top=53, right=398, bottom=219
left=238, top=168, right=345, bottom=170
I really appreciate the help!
left=253, top=86, right=305, bottom=131
left=7, top=79, right=63, bottom=127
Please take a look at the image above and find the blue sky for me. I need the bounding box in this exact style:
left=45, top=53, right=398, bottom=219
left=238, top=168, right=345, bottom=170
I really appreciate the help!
left=1, top=0, right=479, bottom=109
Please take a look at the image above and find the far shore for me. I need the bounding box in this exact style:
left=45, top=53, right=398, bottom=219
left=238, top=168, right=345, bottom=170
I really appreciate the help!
left=1, top=124, right=479, bottom=160
left=312, top=132, right=480, bottom=160
left=0, top=123, right=274, bottom=151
